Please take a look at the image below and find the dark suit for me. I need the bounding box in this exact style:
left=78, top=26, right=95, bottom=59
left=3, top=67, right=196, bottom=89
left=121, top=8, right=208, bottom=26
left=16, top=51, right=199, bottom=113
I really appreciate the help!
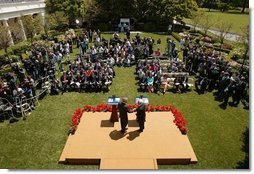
left=118, top=102, right=131, bottom=132
left=136, top=103, right=146, bottom=131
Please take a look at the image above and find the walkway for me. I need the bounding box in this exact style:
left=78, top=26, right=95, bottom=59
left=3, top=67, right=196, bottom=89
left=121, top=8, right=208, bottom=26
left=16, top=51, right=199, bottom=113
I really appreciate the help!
left=185, top=24, right=242, bottom=42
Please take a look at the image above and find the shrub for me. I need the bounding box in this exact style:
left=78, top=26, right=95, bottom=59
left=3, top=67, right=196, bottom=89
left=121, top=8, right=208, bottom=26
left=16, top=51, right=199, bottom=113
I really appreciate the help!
left=171, top=32, right=181, bottom=41
left=8, top=41, right=31, bottom=56
left=48, top=30, right=65, bottom=38
left=237, top=59, right=249, bottom=66
left=21, top=53, right=29, bottom=60
left=211, top=37, right=220, bottom=44
left=95, top=23, right=110, bottom=31
left=8, top=55, right=20, bottom=63
left=201, top=36, right=212, bottom=43
left=213, top=47, right=231, bottom=54
left=226, top=51, right=235, bottom=61
left=194, top=35, right=203, bottom=43
left=0, top=66, right=12, bottom=74
left=213, top=43, right=221, bottom=47
left=221, top=43, right=232, bottom=50
left=144, top=22, right=156, bottom=32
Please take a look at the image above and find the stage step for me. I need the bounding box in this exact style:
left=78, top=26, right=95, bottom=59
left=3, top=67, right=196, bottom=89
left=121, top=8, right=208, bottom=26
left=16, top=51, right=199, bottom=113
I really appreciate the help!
left=100, top=158, right=158, bottom=169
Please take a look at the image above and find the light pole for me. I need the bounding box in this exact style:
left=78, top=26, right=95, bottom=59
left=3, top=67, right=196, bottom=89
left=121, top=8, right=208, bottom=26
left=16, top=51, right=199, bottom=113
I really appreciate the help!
left=173, top=19, right=176, bottom=32
left=75, top=19, right=80, bottom=28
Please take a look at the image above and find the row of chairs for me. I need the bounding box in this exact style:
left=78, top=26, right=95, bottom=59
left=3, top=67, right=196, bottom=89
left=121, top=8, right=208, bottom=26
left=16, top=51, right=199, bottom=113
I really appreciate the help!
left=0, top=76, right=51, bottom=121
left=0, top=96, right=32, bottom=120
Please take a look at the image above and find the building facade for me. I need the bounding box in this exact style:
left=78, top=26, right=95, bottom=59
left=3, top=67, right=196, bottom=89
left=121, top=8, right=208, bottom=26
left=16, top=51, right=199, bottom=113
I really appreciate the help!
left=0, top=0, right=45, bottom=46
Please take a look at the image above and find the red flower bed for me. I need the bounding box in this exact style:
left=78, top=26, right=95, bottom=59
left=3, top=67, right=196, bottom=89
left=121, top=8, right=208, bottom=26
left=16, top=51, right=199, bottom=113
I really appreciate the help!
left=171, top=106, right=187, bottom=134
left=69, top=104, right=187, bottom=135
left=69, top=108, right=83, bottom=135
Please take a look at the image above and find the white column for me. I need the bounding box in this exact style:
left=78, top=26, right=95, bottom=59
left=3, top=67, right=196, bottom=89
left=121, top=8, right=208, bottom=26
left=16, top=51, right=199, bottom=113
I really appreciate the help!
left=3, top=19, right=14, bottom=46
left=17, top=17, right=27, bottom=41
left=39, top=12, right=45, bottom=33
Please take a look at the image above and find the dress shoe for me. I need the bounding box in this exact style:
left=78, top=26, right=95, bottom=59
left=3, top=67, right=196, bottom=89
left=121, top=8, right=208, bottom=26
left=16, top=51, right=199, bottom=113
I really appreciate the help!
left=121, top=130, right=126, bottom=133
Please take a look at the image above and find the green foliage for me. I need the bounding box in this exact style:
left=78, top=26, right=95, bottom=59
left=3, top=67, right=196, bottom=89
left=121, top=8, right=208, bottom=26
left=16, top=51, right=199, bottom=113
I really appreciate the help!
left=22, top=15, right=44, bottom=42
left=215, top=19, right=233, bottom=44
left=199, top=13, right=215, bottom=36
left=46, top=0, right=100, bottom=25
left=46, top=0, right=198, bottom=26
left=8, top=41, right=31, bottom=56
left=171, top=32, right=181, bottom=41
left=9, top=54, right=19, bottom=61
left=201, top=0, right=219, bottom=11
left=0, top=66, right=12, bottom=74
left=0, top=25, right=13, bottom=54
left=45, top=12, right=69, bottom=33
left=183, top=8, right=249, bottom=35
left=93, top=22, right=109, bottom=31
left=217, top=1, right=231, bottom=12
left=226, top=50, right=235, bottom=61
left=189, top=10, right=204, bottom=31
left=194, top=34, right=203, bottom=43
left=199, top=0, right=249, bottom=13
left=143, top=22, right=156, bottom=32
left=0, top=41, right=30, bottom=66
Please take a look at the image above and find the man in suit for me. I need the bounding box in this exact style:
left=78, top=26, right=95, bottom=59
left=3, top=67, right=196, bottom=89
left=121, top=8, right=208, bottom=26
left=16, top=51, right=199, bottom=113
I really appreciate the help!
left=133, top=99, right=146, bottom=132
left=60, top=71, right=69, bottom=94
left=118, top=97, right=132, bottom=133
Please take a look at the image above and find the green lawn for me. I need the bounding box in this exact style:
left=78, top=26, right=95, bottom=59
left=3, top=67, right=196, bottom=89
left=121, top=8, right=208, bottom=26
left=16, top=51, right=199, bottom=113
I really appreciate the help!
left=101, top=32, right=177, bottom=53
left=183, top=8, right=249, bottom=35
left=0, top=33, right=249, bottom=169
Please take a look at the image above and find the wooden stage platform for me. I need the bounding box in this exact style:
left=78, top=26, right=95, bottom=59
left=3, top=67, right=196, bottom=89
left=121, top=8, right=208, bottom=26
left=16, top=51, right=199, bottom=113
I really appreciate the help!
left=59, top=112, right=197, bottom=169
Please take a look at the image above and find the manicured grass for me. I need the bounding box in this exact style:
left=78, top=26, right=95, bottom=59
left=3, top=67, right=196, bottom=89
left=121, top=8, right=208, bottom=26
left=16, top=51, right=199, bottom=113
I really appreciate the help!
left=0, top=33, right=249, bottom=169
left=183, top=8, right=249, bottom=35
left=101, top=32, right=179, bottom=53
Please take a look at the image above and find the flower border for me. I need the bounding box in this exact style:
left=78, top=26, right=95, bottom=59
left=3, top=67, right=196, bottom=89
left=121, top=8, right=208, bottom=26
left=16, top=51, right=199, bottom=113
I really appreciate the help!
left=69, top=104, right=187, bottom=135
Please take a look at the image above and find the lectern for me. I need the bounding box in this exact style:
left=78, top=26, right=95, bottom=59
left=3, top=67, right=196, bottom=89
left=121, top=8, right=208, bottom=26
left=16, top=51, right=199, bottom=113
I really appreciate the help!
left=107, top=96, right=120, bottom=122
left=135, top=95, right=149, bottom=105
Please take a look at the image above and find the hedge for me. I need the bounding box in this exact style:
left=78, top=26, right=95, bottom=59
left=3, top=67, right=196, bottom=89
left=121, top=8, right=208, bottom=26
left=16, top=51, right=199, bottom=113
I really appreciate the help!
left=226, top=50, right=235, bottom=61
left=144, top=22, right=157, bottom=32
left=171, top=32, right=181, bottom=41
left=204, top=43, right=231, bottom=54
left=0, top=40, right=31, bottom=66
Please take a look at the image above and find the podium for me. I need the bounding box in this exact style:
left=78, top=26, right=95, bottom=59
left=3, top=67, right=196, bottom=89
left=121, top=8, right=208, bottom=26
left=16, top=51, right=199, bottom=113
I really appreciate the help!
left=107, top=97, right=120, bottom=122
left=135, top=96, right=149, bottom=105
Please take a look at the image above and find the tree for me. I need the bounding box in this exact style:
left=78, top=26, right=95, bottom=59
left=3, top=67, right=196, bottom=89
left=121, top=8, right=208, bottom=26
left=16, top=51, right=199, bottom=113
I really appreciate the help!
left=202, top=0, right=219, bottom=11
left=237, top=25, right=249, bottom=73
left=80, top=0, right=101, bottom=23
left=190, top=10, right=204, bottom=31
left=45, top=0, right=198, bottom=27
left=44, top=11, right=69, bottom=35
left=9, top=24, right=22, bottom=43
left=231, top=0, right=249, bottom=13
left=215, top=19, right=232, bottom=45
left=0, top=25, right=13, bottom=54
left=133, top=0, right=151, bottom=21
left=95, top=0, right=135, bottom=22
left=46, top=0, right=100, bottom=26
left=146, top=0, right=198, bottom=22
left=217, top=0, right=232, bottom=12
left=240, top=0, right=248, bottom=13
left=199, top=13, right=215, bottom=36
left=45, top=0, right=72, bottom=13
left=33, top=15, right=44, bottom=35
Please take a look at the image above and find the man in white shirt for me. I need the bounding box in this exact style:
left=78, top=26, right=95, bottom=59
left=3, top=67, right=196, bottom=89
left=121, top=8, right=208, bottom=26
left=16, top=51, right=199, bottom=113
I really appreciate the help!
left=55, top=51, right=63, bottom=71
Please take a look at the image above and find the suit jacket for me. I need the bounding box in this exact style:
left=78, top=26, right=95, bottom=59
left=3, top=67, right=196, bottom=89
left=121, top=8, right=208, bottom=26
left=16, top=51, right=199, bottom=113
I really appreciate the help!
left=118, top=102, right=131, bottom=121
left=136, top=103, right=146, bottom=122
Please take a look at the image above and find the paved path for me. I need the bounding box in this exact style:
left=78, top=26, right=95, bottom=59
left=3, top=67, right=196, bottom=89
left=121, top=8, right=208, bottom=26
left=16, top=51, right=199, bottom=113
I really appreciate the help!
left=185, top=24, right=242, bottom=42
